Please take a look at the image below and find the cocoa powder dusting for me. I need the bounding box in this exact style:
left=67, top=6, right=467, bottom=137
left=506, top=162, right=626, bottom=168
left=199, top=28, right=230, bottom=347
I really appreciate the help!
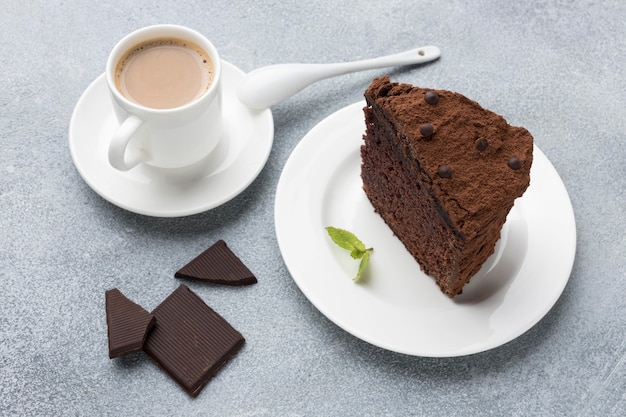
left=365, top=76, right=533, bottom=238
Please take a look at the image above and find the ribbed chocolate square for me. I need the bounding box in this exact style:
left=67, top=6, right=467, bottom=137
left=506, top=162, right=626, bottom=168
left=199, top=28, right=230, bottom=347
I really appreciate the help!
left=143, top=285, right=245, bottom=397
left=105, top=288, right=155, bottom=359
left=175, top=240, right=257, bottom=286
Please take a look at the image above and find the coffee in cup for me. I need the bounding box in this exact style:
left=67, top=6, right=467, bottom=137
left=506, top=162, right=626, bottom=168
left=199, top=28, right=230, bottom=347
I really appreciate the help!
left=114, top=38, right=215, bottom=109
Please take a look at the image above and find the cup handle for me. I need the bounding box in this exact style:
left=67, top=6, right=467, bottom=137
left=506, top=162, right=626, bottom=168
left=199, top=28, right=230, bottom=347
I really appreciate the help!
left=108, top=115, right=145, bottom=171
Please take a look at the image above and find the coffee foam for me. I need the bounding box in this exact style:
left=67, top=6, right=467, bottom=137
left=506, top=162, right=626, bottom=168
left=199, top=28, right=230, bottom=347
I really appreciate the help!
left=115, top=38, right=214, bottom=109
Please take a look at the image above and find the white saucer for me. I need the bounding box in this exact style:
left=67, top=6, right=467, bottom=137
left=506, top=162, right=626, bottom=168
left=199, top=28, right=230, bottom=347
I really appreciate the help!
left=69, top=61, right=274, bottom=217
left=275, top=101, right=577, bottom=357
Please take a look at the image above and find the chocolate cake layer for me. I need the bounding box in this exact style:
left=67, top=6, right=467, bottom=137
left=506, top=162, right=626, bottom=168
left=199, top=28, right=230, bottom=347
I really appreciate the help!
left=143, top=285, right=245, bottom=397
left=105, top=288, right=155, bottom=359
left=361, top=76, right=533, bottom=297
left=175, top=240, right=257, bottom=286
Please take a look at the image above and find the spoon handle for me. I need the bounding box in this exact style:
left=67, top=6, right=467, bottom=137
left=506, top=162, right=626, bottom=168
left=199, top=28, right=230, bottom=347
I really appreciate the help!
left=237, top=45, right=441, bottom=109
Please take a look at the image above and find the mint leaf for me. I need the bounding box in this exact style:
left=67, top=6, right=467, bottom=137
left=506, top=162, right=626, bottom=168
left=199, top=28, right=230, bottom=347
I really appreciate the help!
left=325, top=226, right=367, bottom=259
left=326, top=226, right=373, bottom=282
left=354, top=249, right=372, bottom=282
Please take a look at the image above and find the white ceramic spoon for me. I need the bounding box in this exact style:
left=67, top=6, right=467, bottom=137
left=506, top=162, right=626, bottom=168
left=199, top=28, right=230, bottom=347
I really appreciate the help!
left=236, top=45, right=441, bottom=109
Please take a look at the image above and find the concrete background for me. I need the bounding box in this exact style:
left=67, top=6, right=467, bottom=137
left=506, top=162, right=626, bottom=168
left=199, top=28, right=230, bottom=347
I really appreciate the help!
left=1, top=1, right=624, bottom=415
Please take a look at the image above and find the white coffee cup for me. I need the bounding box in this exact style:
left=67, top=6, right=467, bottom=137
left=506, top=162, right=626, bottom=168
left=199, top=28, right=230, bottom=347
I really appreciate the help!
left=105, top=25, right=222, bottom=171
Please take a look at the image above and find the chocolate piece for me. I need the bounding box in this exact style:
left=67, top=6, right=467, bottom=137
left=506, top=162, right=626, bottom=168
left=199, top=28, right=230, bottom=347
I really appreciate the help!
left=424, top=91, right=439, bottom=105
left=508, top=157, right=522, bottom=170
left=105, top=288, right=155, bottom=359
left=143, top=285, right=245, bottom=397
left=475, top=137, right=488, bottom=151
left=175, top=240, right=257, bottom=286
left=420, top=123, right=434, bottom=138
left=438, top=165, right=452, bottom=178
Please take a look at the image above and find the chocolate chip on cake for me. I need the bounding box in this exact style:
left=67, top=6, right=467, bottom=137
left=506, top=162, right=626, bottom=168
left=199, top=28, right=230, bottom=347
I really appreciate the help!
left=438, top=165, right=452, bottom=178
left=475, top=137, right=489, bottom=151
left=507, top=157, right=522, bottom=170
left=420, top=123, right=434, bottom=138
left=424, top=91, right=439, bottom=105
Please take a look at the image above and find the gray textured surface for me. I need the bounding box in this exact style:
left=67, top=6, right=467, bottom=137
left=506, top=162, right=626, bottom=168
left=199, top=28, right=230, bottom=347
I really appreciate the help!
left=1, top=1, right=625, bottom=416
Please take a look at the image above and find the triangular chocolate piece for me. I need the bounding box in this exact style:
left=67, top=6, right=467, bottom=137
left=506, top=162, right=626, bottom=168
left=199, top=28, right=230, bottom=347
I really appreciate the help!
left=105, top=288, right=155, bottom=359
left=143, top=285, right=245, bottom=397
left=175, top=240, right=257, bottom=285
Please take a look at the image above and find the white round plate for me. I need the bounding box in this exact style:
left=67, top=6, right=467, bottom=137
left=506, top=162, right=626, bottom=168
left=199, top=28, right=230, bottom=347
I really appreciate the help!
left=69, top=61, right=274, bottom=217
left=275, top=101, right=576, bottom=357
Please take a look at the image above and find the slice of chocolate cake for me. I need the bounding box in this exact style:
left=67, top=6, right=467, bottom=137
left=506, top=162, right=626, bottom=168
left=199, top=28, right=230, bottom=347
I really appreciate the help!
left=361, top=76, right=533, bottom=297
